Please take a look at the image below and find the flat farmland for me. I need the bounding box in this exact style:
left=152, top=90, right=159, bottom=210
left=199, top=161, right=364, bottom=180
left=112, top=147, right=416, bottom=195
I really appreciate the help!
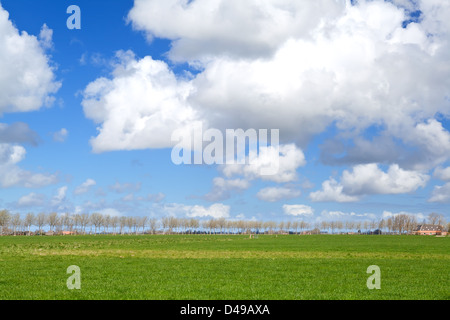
left=0, top=234, right=448, bottom=300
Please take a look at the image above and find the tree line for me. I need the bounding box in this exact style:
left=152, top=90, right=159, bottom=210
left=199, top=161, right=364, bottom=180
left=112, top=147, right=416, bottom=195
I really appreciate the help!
left=0, top=209, right=447, bottom=236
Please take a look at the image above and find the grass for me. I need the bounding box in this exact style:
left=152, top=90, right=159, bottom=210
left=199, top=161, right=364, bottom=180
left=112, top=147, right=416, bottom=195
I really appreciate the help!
left=0, top=234, right=448, bottom=300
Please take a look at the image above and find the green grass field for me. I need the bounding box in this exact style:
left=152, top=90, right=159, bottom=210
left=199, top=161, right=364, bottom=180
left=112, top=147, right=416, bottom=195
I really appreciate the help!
left=0, top=234, right=448, bottom=300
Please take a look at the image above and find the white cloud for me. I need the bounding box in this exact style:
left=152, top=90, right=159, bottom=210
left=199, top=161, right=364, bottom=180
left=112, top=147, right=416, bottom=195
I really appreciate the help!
left=340, top=163, right=429, bottom=195
left=0, top=122, right=40, bottom=145
left=282, top=204, right=314, bottom=217
left=109, top=181, right=142, bottom=193
left=82, top=50, right=199, bottom=152
left=428, top=183, right=450, bottom=203
left=74, top=178, right=96, bottom=195
left=82, top=1, right=450, bottom=173
left=51, top=186, right=68, bottom=207
left=203, top=177, right=250, bottom=201
left=53, top=128, right=68, bottom=142
left=160, top=202, right=231, bottom=219
left=17, top=192, right=46, bottom=207
left=257, top=186, right=301, bottom=202
left=433, top=166, right=450, bottom=181
left=187, top=203, right=231, bottom=219
left=128, top=0, right=345, bottom=62
left=320, top=210, right=376, bottom=220
left=98, top=208, right=122, bottom=217
left=221, top=144, right=306, bottom=183
left=310, top=163, right=429, bottom=202
left=382, top=210, right=426, bottom=221
left=0, top=143, right=58, bottom=188
left=309, top=178, right=360, bottom=203
left=0, top=5, right=60, bottom=114
left=39, top=23, right=53, bottom=50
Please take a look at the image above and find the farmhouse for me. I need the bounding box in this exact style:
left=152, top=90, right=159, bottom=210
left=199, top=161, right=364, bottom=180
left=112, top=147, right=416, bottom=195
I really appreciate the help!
left=414, top=224, right=446, bottom=236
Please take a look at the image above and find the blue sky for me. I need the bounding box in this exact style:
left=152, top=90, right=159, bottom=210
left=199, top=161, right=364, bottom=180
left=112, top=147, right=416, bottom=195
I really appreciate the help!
left=0, top=0, right=449, bottom=224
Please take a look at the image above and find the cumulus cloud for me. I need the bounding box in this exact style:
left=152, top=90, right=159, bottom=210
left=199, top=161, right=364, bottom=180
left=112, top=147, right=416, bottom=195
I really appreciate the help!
left=39, top=23, right=53, bottom=50
left=0, top=5, right=60, bottom=114
left=82, top=50, right=199, bottom=152
left=257, top=186, right=301, bottom=202
left=74, top=179, right=96, bottom=195
left=220, top=144, right=306, bottom=183
left=160, top=202, right=231, bottom=219
left=0, top=143, right=58, bottom=188
left=310, top=163, right=429, bottom=202
left=128, top=0, right=345, bottom=62
left=320, top=210, right=377, bottom=221
left=203, top=177, right=250, bottom=201
left=109, top=181, right=142, bottom=193
left=81, top=0, right=450, bottom=177
left=17, top=192, right=46, bottom=208
left=428, top=183, right=450, bottom=203
left=382, top=210, right=426, bottom=221
left=51, top=186, right=68, bottom=207
left=53, top=128, right=68, bottom=142
left=433, top=166, right=450, bottom=181
left=309, top=178, right=360, bottom=203
left=282, top=204, right=314, bottom=217
left=187, top=203, right=231, bottom=219
left=201, top=143, right=305, bottom=201
left=98, top=208, right=122, bottom=217
left=0, top=122, right=40, bottom=145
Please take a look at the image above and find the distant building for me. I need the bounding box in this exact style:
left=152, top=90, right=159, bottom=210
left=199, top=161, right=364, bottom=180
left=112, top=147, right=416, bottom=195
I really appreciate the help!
left=414, top=224, right=446, bottom=236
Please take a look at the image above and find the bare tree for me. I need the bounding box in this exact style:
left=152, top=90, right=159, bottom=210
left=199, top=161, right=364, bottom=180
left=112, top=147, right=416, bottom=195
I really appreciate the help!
left=47, top=212, right=59, bottom=233
left=102, top=215, right=111, bottom=233
left=36, top=212, right=47, bottom=235
left=80, top=213, right=90, bottom=234
left=11, top=213, right=21, bottom=236
left=149, top=218, right=159, bottom=234
left=378, top=219, right=385, bottom=233
left=90, top=213, right=103, bottom=234
left=161, top=216, right=170, bottom=234
left=0, top=210, right=11, bottom=235
left=138, top=216, right=148, bottom=234
left=119, top=216, right=127, bottom=235
left=427, top=213, right=440, bottom=225
left=110, top=216, right=119, bottom=235
left=24, top=213, right=35, bottom=235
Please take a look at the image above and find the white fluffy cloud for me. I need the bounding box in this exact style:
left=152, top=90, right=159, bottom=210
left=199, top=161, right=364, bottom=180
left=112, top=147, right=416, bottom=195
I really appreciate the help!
left=160, top=202, right=231, bottom=219
left=51, top=186, right=68, bottom=207
left=428, top=183, right=450, bottom=203
left=108, top=180, right=142, bottom=193
left=0, top=143, right=58, bottom=188
left=83, top=0, right=450, bottom=172
left=309, top=178, right=360, bottom=203
left=187, top=203, right=231, bottom=219
left=0, top=5, right=60, bottom=114
left=53, top=128, right=68, bottom=143
left=17, top=192, right=46, bottom=208
left=220, top=144, right=306, bottom=183
left=128, top=0, right=345, bottom=62
left=433, top=166, right=450, bottom=181
left=282, top=204, right=314, bottom=217
left=310, top=163, right=429, bottom=202
left=257, top=186, right=301, bottom=202
left=74, top=179, right=96, bottom=195
left=203, top=177, right=250, bottom=201
left=202, top=143, right=305, bottom=201
left=82, top=50, right=199, bottom=152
